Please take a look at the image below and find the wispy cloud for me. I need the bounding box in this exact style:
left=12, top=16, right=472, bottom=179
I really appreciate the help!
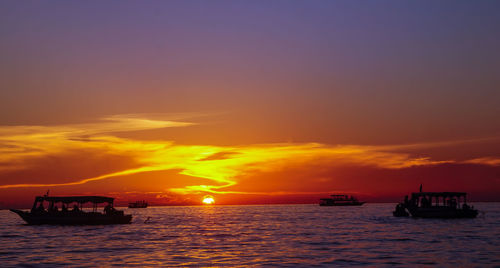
left=463, top=157, right=500, bottom=166
left=0, top=115, right=498, bottom=197
left=0, top=115, right=193, bottom=171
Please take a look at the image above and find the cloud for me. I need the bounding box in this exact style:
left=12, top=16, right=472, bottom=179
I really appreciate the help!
left=463, top=157, right=500, bottom=166
left=0, top=115, right=498, bottom=201
left=0, top=148, right=139, bottom=186
left=0, top=114, right=193, bottom=170
left=198, top=151, right=240, bottom=161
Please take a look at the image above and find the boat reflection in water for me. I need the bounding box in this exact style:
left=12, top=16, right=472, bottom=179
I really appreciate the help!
left=319, top=194, right=365, bottom=206
left=394, top=190, right=478, bottom=218
left=10, top=196, right=132, bottom=225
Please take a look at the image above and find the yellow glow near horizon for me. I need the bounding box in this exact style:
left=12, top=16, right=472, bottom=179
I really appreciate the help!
left=202, top=195, right=215, bottom=205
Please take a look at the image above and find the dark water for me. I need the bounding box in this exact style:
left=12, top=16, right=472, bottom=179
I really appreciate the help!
left=1, top=203, right=499, bottom=267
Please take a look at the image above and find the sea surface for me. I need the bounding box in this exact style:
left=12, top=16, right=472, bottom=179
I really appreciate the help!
left=0, top=203, right=499, bottom=267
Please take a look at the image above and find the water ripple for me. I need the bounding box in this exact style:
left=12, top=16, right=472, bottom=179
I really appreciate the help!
left=0, top=203, right=499, bottom=266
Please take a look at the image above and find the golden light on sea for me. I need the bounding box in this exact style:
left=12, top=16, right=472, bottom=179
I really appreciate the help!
left=202, top=195, right=215, bottom=205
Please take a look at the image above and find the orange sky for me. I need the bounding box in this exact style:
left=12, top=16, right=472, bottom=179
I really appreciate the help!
left=0, top=114, right=499, bottom=208
left=1, top=1, right=500, bottom=207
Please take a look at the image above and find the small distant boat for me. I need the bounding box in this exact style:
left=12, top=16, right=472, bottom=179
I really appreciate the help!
left=10, top=196, right=132, bottom=225
left=319, top=194, right=365, bottom=206
left=128, top=200, right=148, bottom=208
left=393, top=189, right=478, bottom=218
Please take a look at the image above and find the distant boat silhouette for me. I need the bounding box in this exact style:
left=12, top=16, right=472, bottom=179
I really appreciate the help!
left=10, top=196, right=132, bottom=225
left=319, top=194, right=365, bottom=206
left=128, top=200, right=148, bottom=208
left=393, top=188, right=478, bottom=218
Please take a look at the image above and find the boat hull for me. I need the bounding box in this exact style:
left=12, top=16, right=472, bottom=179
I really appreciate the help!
left=393, top=210, right=409, bottom=217
left=407, top=207, right=478, bottom=218
left=128, top=204, right=148, bottom=208
left=10, top=209, right=132, bottom=225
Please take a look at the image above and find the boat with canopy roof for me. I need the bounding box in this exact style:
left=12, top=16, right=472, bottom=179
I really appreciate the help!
left=10, top=196, right=132, bottom=225
left=319, top=194, right=365, bottom=206
left=393, top=189, right=478, bottom=218
left=128, top=200, right=148, bottom=208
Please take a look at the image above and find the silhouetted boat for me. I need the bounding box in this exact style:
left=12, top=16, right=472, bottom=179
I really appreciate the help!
left=10, top=196, right=132, bottom=225
left=393, top=203, right=409, bottom=217
left=128, top=200, right=148, bottom=208
left=319, top=194, right=365, bottom=206
left=393, top=190, right=478, bottom=218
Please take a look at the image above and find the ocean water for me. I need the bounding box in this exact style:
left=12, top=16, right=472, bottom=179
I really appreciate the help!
left=0, top=203, right=499, bottom=267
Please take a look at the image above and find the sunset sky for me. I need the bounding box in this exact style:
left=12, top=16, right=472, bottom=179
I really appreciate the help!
left=1, top=1, right=499, bottom=207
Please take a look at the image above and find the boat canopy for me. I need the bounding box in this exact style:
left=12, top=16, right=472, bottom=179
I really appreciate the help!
left=34, top=196, right=114, bottom=204
left=410, top=192, right=468, bottom=205
left=411, top=192, right=467, bottom=198
left=329, top=194, right=356, bottom=200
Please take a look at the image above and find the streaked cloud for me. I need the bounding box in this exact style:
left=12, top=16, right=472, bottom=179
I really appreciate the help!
left=463, top=157, right=500, bottom=166
left=0, top=115, right=498, bottom=200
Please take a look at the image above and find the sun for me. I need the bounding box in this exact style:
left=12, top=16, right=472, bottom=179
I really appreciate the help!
left=202, top=195, right=215, bottom=205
